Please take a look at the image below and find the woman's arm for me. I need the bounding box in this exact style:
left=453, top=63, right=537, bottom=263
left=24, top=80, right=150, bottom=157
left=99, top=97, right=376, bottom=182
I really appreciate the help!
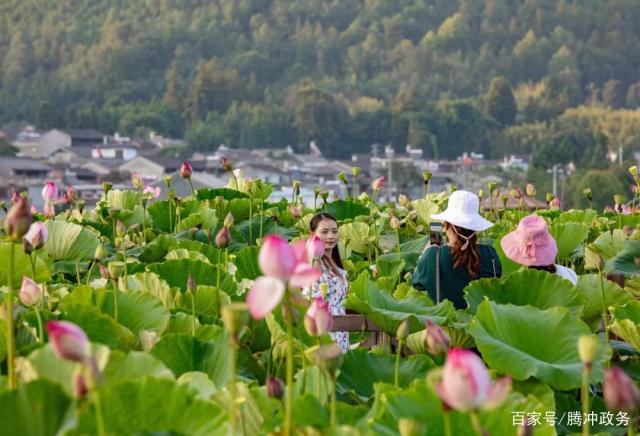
left=411, top=247, right=435, bottom=290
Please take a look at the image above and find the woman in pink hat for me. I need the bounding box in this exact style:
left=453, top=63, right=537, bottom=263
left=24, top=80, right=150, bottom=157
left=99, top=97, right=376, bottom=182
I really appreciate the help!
left=500, top=215, right=577, bottom=285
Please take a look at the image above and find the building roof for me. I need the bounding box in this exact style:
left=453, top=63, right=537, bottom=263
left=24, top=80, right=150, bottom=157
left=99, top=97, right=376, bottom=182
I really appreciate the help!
left=62, top=129, right=105, bottom=140
left=0, top=157, right=52, bottom=172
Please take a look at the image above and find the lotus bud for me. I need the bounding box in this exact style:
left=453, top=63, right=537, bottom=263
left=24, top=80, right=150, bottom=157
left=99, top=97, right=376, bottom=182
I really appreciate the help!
left=23, top=221, right=48, bottom=252
left=313, top=187, right=321, bottom=197
left=320, top=191, right=329, bottom=203
left=614, top=194, right=623, bottom=207
left=550, top=197, right=561, bottom=209
left=163, top=176, right=172, bottom=189
left=288, top=204, right=301, bottom=219
left=398, top=418, right=426, bottom=436
left=487, top=181, right=497, bottom=192
left=357, top=192, right=369, bottom=203
left=396, top=318, right=410, bottom=341
left=352, top=166, right=361, bottom=177
left=337, top=172, right=348, bottom=185
left=215, top=226, right=230, bottom=248
left=73, top=368, right=89, bottom=398
left=425, top=320, right=451, bottom=355
left=623, top=225, right=633, bottom=237
left=423, top=171, right=432, bottom=183
left=221, top=302, right=249, bottom=337
left=390, top=215, right=401, bottom=230
left=180, top=161, right=193, bottom=179
left=305, top=343, right=344, bottom=373
left=477, top=189, right=484, bottom=200
left=131, top=173, right=143, bottom=190
left=19, top=276, right=41, bottom=307
left=220, top=157, right=233, bottom=172
left=223, top=212, right=234, bottom=228
left=546, top=192, right=555, bottom=203
left=526, top=184, right=536, bottom=197
left=107, top=261, right=125, bottom=280
left=102, top=182, right=112, bottom=194
left=372, top=176, right=385, bottom=191
left=306, top=236, right=324, bottom=261
left=630, top=166, right=638, bottom=177
left=115, top=220, right=126, bottom=237
left=187, top=274, right=196, bottom=294
left=42, top=181, right=58, bottom=201
left=293, top=180, right=301, bottom=196
left=99, top=264, right=110, bottom=279
left=46, top=320, right=91, bottom=363
left=258, top=235, right=297, bottom=279
left=94, top=245, right=107, bottom=261
left=500, top=194, right=508, bottom=208
left=602, top=366, right=640, bottom=412
left=266, top=376, right=284, bottom=399
left=578, top=335, right=599, bottom=365
left=583, top=188, right=593, bottom=202
left=5, top=195, right=32, bottom=241
left=304, top=297, right=333, bottom=336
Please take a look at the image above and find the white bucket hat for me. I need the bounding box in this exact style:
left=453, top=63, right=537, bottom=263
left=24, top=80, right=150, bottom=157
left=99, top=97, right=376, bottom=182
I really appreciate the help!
left=431, top=190, right=493, bottom=232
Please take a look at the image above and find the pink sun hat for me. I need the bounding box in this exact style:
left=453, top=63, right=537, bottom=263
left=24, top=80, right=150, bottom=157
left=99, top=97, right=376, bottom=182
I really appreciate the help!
left=500, top=215, right=558, bottom=266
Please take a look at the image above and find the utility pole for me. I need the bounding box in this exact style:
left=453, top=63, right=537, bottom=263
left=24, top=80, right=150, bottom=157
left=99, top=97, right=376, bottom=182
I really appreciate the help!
left=386, top=144, right=394, bottom=202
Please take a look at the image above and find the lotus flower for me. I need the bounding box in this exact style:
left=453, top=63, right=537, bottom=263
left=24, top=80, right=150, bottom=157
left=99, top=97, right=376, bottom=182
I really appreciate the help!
left=131, top=173, right=143, bottom=189
left=603, top=367, right=640, bottom=412
left=215, top=226, right=231, bottom=248
left=180, top=160, right=193, bottom=179
left=304, top=297, right=332, bottom=336
left=372, top=176, right=385, bottom=191
left=19, top=276, right=41, bottom=307
left=425, top=320, right=451, bottom=355
left=435, top=348, right=511, bottom=412
left=23, top=221, right=48, bottom=251
left=5, top=195, right=32, bottom=240
left=143, top=186, right=161, bottom=198
left=46, top=320, right=91, bottom=363
left=42, top=181, right=58, bottom=201
left=306, top=235, right=324, bottom=261
left=247, top=235, right=321, bottom=319
left=288, top=204, right=301, bottom=219
left=220, top=157, right=233, bottom=172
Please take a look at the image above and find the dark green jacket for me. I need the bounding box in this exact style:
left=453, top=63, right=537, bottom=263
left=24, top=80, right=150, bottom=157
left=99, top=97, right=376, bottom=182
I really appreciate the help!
left=411, top=244, right=502, bottom=309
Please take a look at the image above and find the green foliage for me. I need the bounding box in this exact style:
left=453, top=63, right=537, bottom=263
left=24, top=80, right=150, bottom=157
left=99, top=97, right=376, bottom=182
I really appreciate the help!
left=485, top=76, right=516, bottom=125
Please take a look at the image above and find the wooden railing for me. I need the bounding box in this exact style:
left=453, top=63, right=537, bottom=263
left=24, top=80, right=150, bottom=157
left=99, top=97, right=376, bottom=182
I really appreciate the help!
left=331, top=314, right=388, bottom=348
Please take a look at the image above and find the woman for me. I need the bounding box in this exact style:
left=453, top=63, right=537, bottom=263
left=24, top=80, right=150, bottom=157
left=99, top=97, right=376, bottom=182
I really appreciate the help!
left=500, top=214, right=578, bottom=285
left=304, top=212, right=349, bottom=352
left=412, top=190, right=501, bottom=309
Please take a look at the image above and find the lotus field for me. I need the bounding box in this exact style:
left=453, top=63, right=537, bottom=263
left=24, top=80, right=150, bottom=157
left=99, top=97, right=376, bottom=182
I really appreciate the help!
left=2, top=166, right=640, bottom=436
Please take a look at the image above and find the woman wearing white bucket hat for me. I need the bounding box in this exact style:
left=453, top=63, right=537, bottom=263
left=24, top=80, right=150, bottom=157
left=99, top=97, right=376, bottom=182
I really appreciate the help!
left=412, top=190, right=501, bottom=309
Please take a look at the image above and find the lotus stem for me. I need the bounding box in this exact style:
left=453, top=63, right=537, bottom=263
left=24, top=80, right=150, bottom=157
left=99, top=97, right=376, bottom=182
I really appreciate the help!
left=285, top=295, right=294, bottom=436
left=86, top=260, right=95, bottom=286
left=394, top=340, right=402, bottom=387
left=329, top=370, right=337, bottom=427
left=629, top=414, right=636, bottom=436
left=35, top=307, right=44, bottom=344
left=92, top=388, right=106, bottom=436
left=396, top=229, right=401, bottom=255
left=581, top=363, right=591, bottom=436
left=29, top=252, right=37, bottom=281
left=599, top=268, right=610, bottom=348
left=191, top=293, right=196, bottom=337
left=216, top=250, right=221, bottom=290
left=188, top=179, right=195, bottom=197
left=443, top=410, right=452, bottom=436
left=142, top=203, right=147, bottom=243
left=249, top=198, right=253, bottom=244
left=228, top=334, right=238, bottom=435
left=470, top=411, right=485, bottom=436
left=76, top=259, right=81, bottom=284
left=259, top=199, right=264, bottom=239
left=353, top=176, right=357, bottom=200
left=6, top=242, right=16, bottom=389
left=168, top=200, right=173, bottom=233
left=112, top=279, right=119, bottom=323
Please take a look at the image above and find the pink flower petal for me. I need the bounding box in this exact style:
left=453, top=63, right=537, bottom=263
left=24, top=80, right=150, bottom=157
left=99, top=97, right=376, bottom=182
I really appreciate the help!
left=46, top=320, right=90, bottom=363
left=483, top=376, right=512, bottom=410
left=247, top=276, right=285, bottom=320
left=291, top=239, right=309, bottom=264
left=288, top=263, right=321, bottom=288
left=259, top=235, right=296, bottom=280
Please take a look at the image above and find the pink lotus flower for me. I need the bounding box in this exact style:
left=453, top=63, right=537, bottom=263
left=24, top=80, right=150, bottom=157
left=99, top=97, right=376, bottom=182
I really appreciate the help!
left=143, top=186, right=161, bottom=198
left=425, top=320, right=451, bottom=355
left=215, top=226, right=230, bottom=248
left=5, top=195, right=32, bottom=240
left=549, top=197, right=561, bottom=208
left=43, top=201, right=55, bottom=218
left=23, top=221, right=48, bottom=250
left=31, top=206, right=38, bottom=214
left=603, top=366, right=640, bottom=412
left=372, top=176, right=385, bottom=191
left=288, top=204, right=301, bottom=219
left=42, top=181, right=58, bottom=201
left=19, top=276, right=41, bottom=307
left=304, top=297, right=333, bottom=336
left=180, top=161, right=193, bottom=179
left=46, top=320, right=91, bottom=363
left=435, top=348, right=511, bottom=412
left=306, top=235, right=324, bottom=261
left=247, top=235, right=321, bottom=319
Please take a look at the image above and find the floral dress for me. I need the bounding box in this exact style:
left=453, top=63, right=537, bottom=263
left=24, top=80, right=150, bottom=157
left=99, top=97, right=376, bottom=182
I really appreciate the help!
left=304, top=262, right=350, bottom=352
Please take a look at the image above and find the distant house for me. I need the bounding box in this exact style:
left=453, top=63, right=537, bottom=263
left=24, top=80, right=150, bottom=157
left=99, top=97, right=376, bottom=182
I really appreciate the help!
left=92, top=140, right=139, bottom=161
left=39, top=128, right=104, bottom=150
left=118, top=156, right=166, bottom=181
left=148, top=171, right=227, bottom=198
left=0, top=157, right=52, bottom=199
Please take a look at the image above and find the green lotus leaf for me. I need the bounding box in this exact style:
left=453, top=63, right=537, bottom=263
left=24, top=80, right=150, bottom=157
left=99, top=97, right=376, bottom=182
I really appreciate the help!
left=177, top=240, right=222, bottom=264
left=101, top=290, right=170, bottom=334
left=345, top=272, right=456, bottom=334
left=0, top=242, right=51, bottom=286
left=555, top=392, right=628, bottom=435
left=0, top=380, right=71, bottom=436
left=117, top=205, right=149, bottom=229
left=126, top=272, right=176, bottom=308
left=556, top=209, right=598, bottom=225
left=610, top=301, right=640, bottom=352
left=470, top=301, right=611, bottom=390
left=464, top=269, right=582, bottom=316
left=226, top=198, right=254, bottom=222
left=0, top=324, right=5, bottom=363
left=62, top=302, right=137, bottom=350
left=175, top=285, right=231, bottom=319
left=294, top=366, right=331, bottom=404
left=165, top=313, right=222, bottom=342
left=325, top=200, right=370, bottom=221
left=166, top=248, right=211, bottom=264
left=146, top=259, right=224, bottom=292
left=233, top=217, right=298, bottom=246
left=43, top=220, right=100, bottom=261
left=410, top=198, right=442, bottom=227
left=290, top=394, right=330, bottom=428
left=585, top=229, right=627, bottom=269
left=195, top=188, right=249, bottom=201
left=177, top=371, right=217, bottom=400
left=340, top=222, right=371, bottom=254
left=575, top=274, right=633, bottom=328
left=176, top=205, right=218, bottom=232
left=605, top=240, right=640, bottom=275
left=548, top=222, right=589, bottom=260
left=213, top=382, right=270, bottom=434
left=148, top=200, right=178, bottom=232
left=150, top=333, right=231, bottom=387
left=76, top=377, right=225, bottom=435
left=379, top=236, right=429, bottom=271
left=105, top=189, right=141, bottom=210
left=104, top=350, right=174, bottom=383
left=234, top=246, right=261, bottom=280
left=375, top=259, right=406, bottom=279
left=138, top=234, right=178, bottom=263
left=337, top=349, right=435, bottom=400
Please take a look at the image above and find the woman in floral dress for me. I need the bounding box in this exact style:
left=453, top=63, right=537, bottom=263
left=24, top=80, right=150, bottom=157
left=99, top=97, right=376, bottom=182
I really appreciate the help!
left=304, top=213, right=349, bottom=352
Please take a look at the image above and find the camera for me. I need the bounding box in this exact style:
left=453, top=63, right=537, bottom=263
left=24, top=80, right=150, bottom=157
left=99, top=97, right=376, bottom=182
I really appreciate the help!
left=429, top=222, right=443, bottom=246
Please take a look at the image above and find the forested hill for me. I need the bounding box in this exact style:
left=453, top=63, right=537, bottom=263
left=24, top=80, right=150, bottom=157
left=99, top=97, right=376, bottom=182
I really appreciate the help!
left=2, top=0, right=640, bottom=161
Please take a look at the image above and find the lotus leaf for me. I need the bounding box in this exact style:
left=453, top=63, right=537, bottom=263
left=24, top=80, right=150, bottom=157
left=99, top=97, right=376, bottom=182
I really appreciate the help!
left=610, top=300, right=640, bottom=351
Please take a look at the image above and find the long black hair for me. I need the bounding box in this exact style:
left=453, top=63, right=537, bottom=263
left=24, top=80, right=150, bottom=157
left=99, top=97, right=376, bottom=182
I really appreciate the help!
left=446, top=222, right=481, bottom=278
left=309, top=212, right=344, bottom=274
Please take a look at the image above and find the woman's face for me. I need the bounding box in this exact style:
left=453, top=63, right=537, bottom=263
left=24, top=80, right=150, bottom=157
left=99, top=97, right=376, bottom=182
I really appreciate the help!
left=313, top=219, right=339, bottom=253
